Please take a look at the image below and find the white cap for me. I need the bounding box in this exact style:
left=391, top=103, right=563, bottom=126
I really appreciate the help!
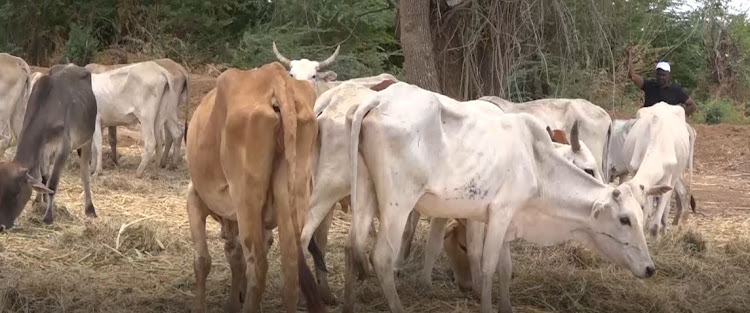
left=656, top=61, right=671, bottom=72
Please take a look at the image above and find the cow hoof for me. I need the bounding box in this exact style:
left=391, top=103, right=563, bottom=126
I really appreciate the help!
left=85, top=204, right=97, bottom=218
left=42, top=215, right=54, bottom=225
left=320, top=290, right=338, bottom=305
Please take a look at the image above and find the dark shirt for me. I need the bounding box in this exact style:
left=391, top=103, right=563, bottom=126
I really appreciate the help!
left=641, top=79, right=690, bottom=107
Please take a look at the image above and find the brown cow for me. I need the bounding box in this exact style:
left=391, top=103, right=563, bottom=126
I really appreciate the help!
left=185, top=62, right=324, bottom=313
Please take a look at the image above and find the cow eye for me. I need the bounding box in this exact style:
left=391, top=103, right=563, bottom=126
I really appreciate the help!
left=584, top=169, right=595, bottom=177
left=459, top=244, right=467, bottom=252
left=620, top=217, right=631, bottom=226
left=312, top=74, right=317, bottom=79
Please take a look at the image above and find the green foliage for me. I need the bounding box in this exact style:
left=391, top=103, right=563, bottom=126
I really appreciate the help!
left=0, top=0, right=747, bottom=126
left=61, top=25, right=100, bottom=65
left=693, top=99, right=747, bottom=125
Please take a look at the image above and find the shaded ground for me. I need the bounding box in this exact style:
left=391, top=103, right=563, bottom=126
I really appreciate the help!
left=1, top=70, right=749, bottom=313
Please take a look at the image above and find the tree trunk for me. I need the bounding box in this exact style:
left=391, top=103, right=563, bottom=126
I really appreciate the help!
left=398, top=0, right=442, bottom=93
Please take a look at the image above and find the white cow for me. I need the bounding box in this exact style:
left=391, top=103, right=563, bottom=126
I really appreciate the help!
left=0, top=53, right=32, bottom=157
left=418, top=124, right=602, bottom=293
left=86, top=59, right=188, bottom=173
left=607, top=102, right=692, bottom=236
left=480, top=96, right=612, bottom=182
left=88, top=61, right=178, bottom=177
left=345, top=82, right=662, bottom=313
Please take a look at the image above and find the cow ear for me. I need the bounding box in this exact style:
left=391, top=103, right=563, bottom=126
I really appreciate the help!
left=318, top=70, right=338, bottom=82
left=26, top=173, right=53, bottom=194
left=646, top=185, right=672, bottom=196
left=592, top=202, right=606, bottom=219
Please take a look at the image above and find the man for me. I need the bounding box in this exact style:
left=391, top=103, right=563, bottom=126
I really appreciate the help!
left=627, top=47, right=697, bottom=116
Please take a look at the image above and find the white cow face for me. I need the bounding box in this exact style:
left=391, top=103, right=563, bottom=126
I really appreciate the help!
left=554, top=142, right=600, bottom=180
left=272, top=42, right=341, bottom=83
left=586, top=184, right=656, bottom=279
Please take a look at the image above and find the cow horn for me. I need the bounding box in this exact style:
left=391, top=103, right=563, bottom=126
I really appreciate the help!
left=272, top=42, right=292, bottom=67
left=571, top=120, right=581, bottom=152
left=545, top=126, right=554, bottom=140
left=317, top=45, right=340, bottom=69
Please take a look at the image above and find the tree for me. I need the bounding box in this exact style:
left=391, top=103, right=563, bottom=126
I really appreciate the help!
left=397, top=0, right=441, bottom=93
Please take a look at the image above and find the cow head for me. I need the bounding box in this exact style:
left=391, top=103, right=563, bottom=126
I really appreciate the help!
left=0, top=163, right=53, bottom=232
left=272, top=42, right=340, bottom=83
left=586, top=184, right=658, bottom=279
left=442, top=219, right=472, bottom=291
left=547, top=121, right=601, bottom=180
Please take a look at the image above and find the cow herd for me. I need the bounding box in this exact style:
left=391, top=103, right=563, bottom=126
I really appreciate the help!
left=0, top=44, right=697, bottom=313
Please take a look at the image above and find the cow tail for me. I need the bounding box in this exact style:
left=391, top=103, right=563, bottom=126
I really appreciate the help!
left=688, top=125, right=696, bottom=212
left=348, top=94, right=381, bottom=277
left=274, top=77, right=326, bottom=313
left=181, top=66, right=190, bottom=144
left=602, top=121, right=612, bottom=183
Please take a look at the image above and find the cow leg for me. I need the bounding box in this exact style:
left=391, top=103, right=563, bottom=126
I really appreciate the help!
left=160, top=126, right=173, bottom=169
left=466, top=219, right=485, bottom=299
left=371, top=205, right=415, bottom=313
left=496, top=242, right=513, bottom=313
left=312, top=207, right=337, bottom=305
left=78, top=142, right=97, bottom=217
left=343, top=158, right=378, bottom=313
left=42, top=137, right=71, bottom=225
left=108, top=126, right=118, bottom=166
left=135, top=122, right=157, bottom=178
left=480, top=209, right=514, bottom=313
left=168, top=119, right=183, bottom=168
left=221, top=107, right=277, bottom=313
left=672, top=177, right=689, bottom=226
left=220, top=220, right=244, bottom=313
left=300, top=183, right=343, bottom=262
left=395, top=210, right=420, bottom=276
left=187, top=184, right=211, bottom=313
left=418, top=217, right=448, bottom=288
left=91, top=116, right=103, bottom=176
left=649, top=188, right=674, bottom=237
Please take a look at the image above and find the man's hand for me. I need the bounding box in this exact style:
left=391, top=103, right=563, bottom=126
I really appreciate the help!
left=683, top=97, right=698, bottom=117
left=626, top=45, right=644, bottom=89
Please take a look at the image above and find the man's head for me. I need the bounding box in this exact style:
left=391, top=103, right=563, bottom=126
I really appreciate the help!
left=655, top=61, right=672, bottom=88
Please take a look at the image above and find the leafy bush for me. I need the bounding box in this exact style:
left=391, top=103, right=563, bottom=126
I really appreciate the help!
left=61, top=25, right=99, bottom=65
left=695, top=99, right=747, bottom=125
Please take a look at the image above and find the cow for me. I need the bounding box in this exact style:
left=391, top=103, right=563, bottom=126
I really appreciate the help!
left=345, top=82, right=663, bottom=313
left=185, top=62, right=325, bottom=313
left=417, top=125, right=602, bottom=292
left=0, top=64, right=98, bottom=230
left=606, top=102, right=692, bottom=236
left=480, top=96, right=612, bottom=182
left=86, top=59, right=188, bottom=170
left=87, top=61, right=178, bottom=178
left=0, top=53, right=32, bottom=158
left=433, top=127, right=603, bottom=293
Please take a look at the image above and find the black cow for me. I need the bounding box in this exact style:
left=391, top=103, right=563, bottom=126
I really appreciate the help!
left=0, top=64, right=98, bottom=231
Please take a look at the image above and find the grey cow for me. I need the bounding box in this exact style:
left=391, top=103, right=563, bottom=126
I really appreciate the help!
left=0, top=64, right=98, bottom=231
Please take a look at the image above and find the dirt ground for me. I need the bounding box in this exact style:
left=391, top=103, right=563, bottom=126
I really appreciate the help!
left=1, top=71, right=749, bottom=313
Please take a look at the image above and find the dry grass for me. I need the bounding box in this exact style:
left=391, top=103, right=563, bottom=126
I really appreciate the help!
left=1, top=134, right=750, bottom=313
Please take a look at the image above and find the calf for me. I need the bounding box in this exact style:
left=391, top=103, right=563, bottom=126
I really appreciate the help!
left=346, top=82, right=662, bottom=313
left=0, top=53, right=32, bottom=157
left=185, top=62, right=325, bottom=313
left=0, top=64, right=98, bottom=230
